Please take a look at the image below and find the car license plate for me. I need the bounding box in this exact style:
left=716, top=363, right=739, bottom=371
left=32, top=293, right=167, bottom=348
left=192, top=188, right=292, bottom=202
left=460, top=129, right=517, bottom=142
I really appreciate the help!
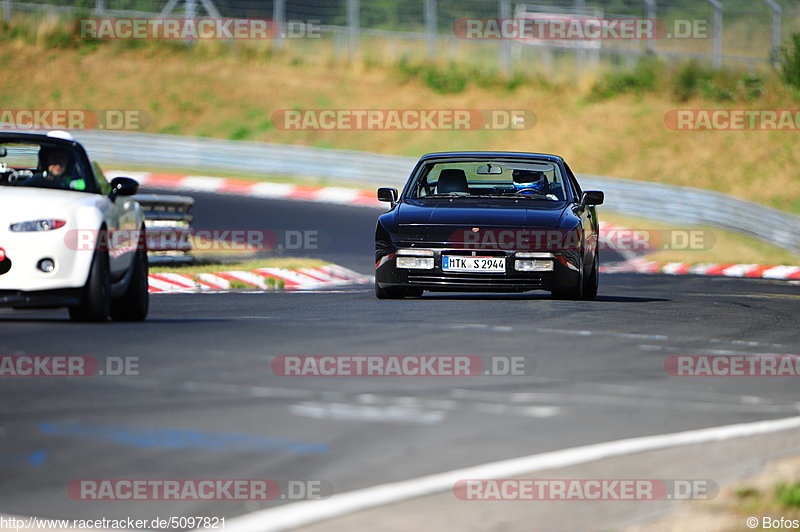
left=442, top=256, right=505, bottom=273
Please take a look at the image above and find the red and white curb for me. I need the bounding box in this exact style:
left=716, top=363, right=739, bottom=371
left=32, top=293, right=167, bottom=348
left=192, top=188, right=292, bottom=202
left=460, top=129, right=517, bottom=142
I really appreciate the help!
left=148, top=264, right=371, bottom=293
left=601, top=257, right=800, bottom=280
left=110, top=171, right=383, bottom=209
left=599, top=222, right=800, bottom=280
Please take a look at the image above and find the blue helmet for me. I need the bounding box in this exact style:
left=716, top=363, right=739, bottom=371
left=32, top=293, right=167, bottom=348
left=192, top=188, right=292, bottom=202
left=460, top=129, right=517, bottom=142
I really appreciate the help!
left=512, top=169, right=547, bottom=194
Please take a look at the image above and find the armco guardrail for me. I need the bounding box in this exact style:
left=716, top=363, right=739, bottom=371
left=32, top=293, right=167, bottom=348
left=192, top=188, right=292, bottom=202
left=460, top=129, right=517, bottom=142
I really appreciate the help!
left=76, top=131, right=800, bottom=255
left=133, top=193, right=194, bottom=258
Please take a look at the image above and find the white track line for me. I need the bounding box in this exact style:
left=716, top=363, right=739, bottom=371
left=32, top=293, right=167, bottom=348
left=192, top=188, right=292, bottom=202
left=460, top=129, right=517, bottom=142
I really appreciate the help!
left=219, top=415, right=800, bottom=532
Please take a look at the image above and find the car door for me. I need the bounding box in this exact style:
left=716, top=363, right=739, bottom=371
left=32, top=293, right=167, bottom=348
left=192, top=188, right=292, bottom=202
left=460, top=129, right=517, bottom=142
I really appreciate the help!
left=92, top=162, right=136, bottom=278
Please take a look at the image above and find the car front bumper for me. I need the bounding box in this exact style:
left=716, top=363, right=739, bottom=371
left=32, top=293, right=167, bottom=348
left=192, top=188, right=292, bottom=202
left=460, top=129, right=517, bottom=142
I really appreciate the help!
left=375, top=247, right=582, bottom=293
left=0, top=228, right=91, bottom=293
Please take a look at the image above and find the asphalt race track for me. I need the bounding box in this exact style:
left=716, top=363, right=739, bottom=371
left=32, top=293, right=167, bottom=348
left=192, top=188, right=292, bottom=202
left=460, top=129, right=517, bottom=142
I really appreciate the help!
left=1, top=190, right=799, bottom=528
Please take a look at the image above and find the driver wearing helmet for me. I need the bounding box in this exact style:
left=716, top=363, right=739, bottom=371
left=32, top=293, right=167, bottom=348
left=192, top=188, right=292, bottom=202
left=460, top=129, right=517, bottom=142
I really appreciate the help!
left=512, top=169, right=548, bottom=195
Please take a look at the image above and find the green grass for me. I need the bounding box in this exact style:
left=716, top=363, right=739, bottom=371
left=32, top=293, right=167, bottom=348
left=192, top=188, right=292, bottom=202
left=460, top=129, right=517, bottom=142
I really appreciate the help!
left=777, top=482, right=800, bottom=508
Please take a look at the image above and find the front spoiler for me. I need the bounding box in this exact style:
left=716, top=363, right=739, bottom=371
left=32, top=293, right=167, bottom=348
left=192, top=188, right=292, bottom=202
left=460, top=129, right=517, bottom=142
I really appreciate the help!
left=0, top=288, right=81, bottom=309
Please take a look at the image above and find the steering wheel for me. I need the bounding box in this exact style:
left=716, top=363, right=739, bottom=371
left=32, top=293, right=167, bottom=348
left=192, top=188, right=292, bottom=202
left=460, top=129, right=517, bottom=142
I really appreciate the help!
left=4, top=168, right=34, bottom=185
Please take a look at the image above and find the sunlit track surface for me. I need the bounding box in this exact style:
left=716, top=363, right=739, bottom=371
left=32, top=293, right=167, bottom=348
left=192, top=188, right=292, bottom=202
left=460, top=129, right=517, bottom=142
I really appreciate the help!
left=1, top=193, right=799, bottom=526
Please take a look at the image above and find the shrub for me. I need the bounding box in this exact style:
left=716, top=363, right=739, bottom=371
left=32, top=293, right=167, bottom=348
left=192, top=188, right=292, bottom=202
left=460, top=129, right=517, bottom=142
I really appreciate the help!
left=672, top=61, right=764, bottom=102
left=776, top=482, right=800, bottom=508
left=777, top=33, right=800, bottom=90
left=589, top=55, right=663, bottom=100
left=422, top=63, right=468, bottom=94
left=672, top=60, right=709, bottom=102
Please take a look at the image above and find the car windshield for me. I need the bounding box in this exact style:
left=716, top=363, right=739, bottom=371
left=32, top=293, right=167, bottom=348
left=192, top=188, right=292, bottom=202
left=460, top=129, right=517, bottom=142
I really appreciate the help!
left=409, top=159, right=569, bottom=201
left=0, top=141, right=96, bottom=193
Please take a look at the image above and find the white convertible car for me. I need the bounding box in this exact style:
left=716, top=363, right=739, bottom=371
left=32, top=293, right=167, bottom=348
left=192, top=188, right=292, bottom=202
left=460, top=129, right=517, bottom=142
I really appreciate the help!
left=0, top=131, right=148, bottom=321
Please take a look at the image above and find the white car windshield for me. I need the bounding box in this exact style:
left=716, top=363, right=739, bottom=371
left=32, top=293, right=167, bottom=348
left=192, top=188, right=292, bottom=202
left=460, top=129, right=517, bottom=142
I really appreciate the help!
left=0, top=141, right=96, bottom=193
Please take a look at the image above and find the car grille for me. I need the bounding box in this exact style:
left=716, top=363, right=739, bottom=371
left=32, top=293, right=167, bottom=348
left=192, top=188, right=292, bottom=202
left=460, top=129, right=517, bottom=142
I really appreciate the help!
left=407, top=273, right=543, bottom=288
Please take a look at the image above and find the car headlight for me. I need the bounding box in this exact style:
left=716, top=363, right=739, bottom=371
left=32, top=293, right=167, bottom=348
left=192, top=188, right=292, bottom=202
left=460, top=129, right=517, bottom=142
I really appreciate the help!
left=396, top=257, right=435, bottom=269
left=9, top=219, right=66, bottom=232
left=396, top=248, right=434, bottom=269
left=515, top=259, right=554, bottom=272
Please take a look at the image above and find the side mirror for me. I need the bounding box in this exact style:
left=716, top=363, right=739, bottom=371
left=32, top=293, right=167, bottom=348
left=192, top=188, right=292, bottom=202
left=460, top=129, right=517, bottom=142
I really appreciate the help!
left=377, top=187, right=398, bottom=204
left=109, top=177, right=139, bottom=200
left=581, top=190, right=604, bottom=206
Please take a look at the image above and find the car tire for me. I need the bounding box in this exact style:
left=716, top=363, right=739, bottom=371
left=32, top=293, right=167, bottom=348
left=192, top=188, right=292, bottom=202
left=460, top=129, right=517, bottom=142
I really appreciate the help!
left=582, top=251, right=599, bottom=300
left=111, top=233, right=149, bottom=321
left=375, top=283, right=407, bottom=299
left=69, top=244, right=111, bottom=322
left=551, top=260, right=584, bottom=300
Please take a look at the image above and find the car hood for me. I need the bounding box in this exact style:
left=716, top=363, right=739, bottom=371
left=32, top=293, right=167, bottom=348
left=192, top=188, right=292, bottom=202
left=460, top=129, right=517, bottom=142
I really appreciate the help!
left=395, top=199, right=571, bottom=242
left=0, top=187, right=95, bottom=222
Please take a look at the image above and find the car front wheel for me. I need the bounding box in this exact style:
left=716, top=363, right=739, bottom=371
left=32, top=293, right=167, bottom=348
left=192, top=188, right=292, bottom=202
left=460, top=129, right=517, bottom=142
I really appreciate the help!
left=69, top=245, right=111, bottom=322
left=111, top=234, right=149, bottom=321
left=551, top=260, right=584, bottom=300
left=582, top=251, right=599, bottom=300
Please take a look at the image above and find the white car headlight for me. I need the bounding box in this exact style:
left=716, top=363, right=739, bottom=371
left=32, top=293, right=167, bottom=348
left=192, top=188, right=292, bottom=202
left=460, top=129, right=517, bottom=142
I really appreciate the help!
left=396, top=256, right=435, bottom=269
left=396, top=249, right=434, bottom=269
left=515, top=259, right=554, bottom=272
left=9, top=219, right=66, bottom=232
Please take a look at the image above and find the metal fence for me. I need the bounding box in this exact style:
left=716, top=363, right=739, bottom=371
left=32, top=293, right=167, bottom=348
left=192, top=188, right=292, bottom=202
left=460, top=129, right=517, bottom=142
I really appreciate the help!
left=72, top=130, right=800, bottom=255
left=134, top=193, right=195, bottom=261
left=6, top=0, right=800, bottom=75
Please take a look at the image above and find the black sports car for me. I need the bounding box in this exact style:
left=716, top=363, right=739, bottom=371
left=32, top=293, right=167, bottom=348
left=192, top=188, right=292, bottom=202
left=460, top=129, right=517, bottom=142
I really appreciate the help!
left=374, top=152, right=604, bottom=299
